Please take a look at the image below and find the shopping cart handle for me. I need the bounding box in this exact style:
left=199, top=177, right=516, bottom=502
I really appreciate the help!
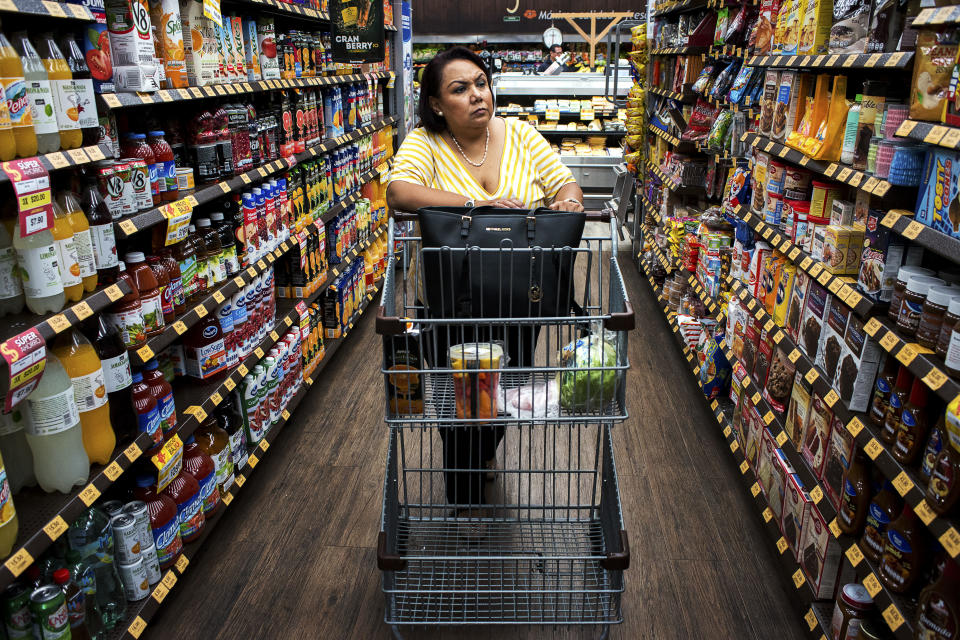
left=390, top=209, right=614, bottom=222
left=604, top=300, right=635, bottom=331
left=377, top=531, right=408, bottom=571
left=376, top=305, right=408, bottom=335
left=601, top=529, right=631, bottom=570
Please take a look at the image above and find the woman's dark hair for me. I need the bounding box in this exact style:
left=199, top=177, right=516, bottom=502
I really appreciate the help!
left=418, top=46, right=493, bottom=133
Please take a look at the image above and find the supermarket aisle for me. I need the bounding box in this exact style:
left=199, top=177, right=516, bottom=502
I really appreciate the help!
left=147, top=252, right=806, bottom=640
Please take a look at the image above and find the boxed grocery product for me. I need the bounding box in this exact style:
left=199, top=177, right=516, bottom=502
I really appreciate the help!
left=759, top=71, right=780, bottom=137
left=782, top=473, right=810, bottom=559
left=837, top=314, right=883, bottom=412
left=816, top=300, right=849, bottom=383
left=730, top=299, right=749, bottom=361
left=742, top=317, right=761, bottom=375
left=818, top=225, right=852, bottom=274
left=754, top=0, right=782, bottom=54
left=844, top=227, right=864, bottom=275
left=829, top=0, right=869, bottom=54
left=774, top=0, right=805, bottom=56
left=801, top=392, right=834, bottom=477
left=785, top=269, right=811, bottom=342
left=748, top=242, right=774, bottom=299
left=744, top=403, right=764, bottom=466
left=764, top=346, right=797, bottom=415
left=915, top=148, right=960, bottom=240
left=757, top=428, right=779, bottom=494
left=798, top=0, right=831, bottom=55
left=762, top=252, right=785, bottom=314
left=754, top=335, right=774, bottom=392
left=785, top=372, right=811, bottom=449
left=798, top=281, right=830, bottom=359
left=821, top=413, right=853, bottom=509
left=853, top=189, right=870, bottom=230
left=752, top=151, right=770, bottom=215
left=859, top=209, right=907, bottom=303
left=768, top=449, right=794, bottom=524
left=773, top=263, right=797, bottom=327
left=798, top=504, right=841, bottom=598
left=181, top=0, right=219, bottom=86
left=909, top=30, right=959, bottom=123
left=772, top=71, right=796, bottom=141
left=829, top=199, right=854, bottom=226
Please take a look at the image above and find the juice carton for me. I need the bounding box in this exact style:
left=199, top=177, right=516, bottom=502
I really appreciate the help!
left=148, top=0, right=187, bottom=88
left=180, top=0, right=217, bottom=86
left=105, top=0, right=159, bottom=91
left=256, top=17, right=280, bottom=80
left=77, top=0, right=115, bottom=93
left=230, top=17, right=247, bottom=80
left=242, top=17, right=261, bottom=80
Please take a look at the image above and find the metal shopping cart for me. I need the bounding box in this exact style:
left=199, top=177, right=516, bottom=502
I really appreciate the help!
left=376, top=210, right=633, bottom=639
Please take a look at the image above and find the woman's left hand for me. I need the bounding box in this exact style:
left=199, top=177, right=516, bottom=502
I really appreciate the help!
left=549, top=199, right=584, bottom=212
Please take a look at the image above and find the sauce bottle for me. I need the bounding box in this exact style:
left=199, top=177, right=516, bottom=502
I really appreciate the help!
left=51, top=198, right=83, bottom=303
left=183, top=315, right=227, bottom=381
left=893, top=377, right=929, bottom=465
left=161, top=472, right=204, bottom=543
left=12, top=31, right=59, bottom=153
left=148, top=131, right=177, bottom=202
left=124, top=251, right=164, bottom=336
left=914, top=548, right=960, bottom=639
left=860, top=481, right=902, bottom=563
left=928, top=404, right=960, bottom=516
left=130, top=371, right=162, bottom=451
left=194, top=415, right=231, bottom=497
left=147, top=255, right=174, bottom=324
left=37, top=33, right=81, bottom=150
left=196, top=218, right=225, bottom=286
left=870, top=357, right=897, bottom=427
left=12, top=215, right=63, bottom=314
left=922, top=416, right=945, bottom=481
left=142, top=359, right=176, bottom=439
left=882, top=367, right=913, bottom=444
left=59, top=35, right=99, bottom=147
left=209, top=212, right=239, bottom=277
left=171, top=231, right=199, bottom=305
left=121, top=133, right=160, bottom=204
left=181, top=435, right=219, bottom=517
left=838, top=450, right=871, bottom=535
left=132, top=475, right=182, bottom=570
left=0, top=29, right=35, bottom=159
left=83, top=314, right=135, bottom=443
left=879, top=503, right=922, bottom=594
left=107, top=261, right=146, bottom=350
left=82, top=180, right=118, bottom=283
left=188, top=224, right=208, bottom=299
left=52, top=329, right=114, bottom=466
left=57, top=191, right=97, bottom=292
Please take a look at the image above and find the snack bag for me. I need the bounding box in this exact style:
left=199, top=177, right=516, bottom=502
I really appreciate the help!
left=558, top=324, right=620, bottom=411
left=811, top=75, right=850, bottom=161
left=910, top=30, right=960, bottom=123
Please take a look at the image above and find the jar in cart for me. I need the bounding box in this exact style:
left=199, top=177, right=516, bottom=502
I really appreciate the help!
left=112, top=161, right=138, bottom=218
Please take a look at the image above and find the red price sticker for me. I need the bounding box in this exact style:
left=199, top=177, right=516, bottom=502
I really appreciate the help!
left=3, top=159, right=53, bottom=237
left=1, top=328, right=46, bottom=412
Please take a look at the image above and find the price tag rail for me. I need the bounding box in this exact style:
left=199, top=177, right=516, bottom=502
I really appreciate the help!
left=651, top=0, right=709, bottom=19
left=648, top=85, right=697, bottom=104
left=115, top=116, right=397, bottom=240
left=650, top=45, right=710, bottom=56
left=0, top=0, right=94, bottom=20
left=0, top=143, right=113, bottom=183
left=877, top=207, right=960, bottom=264
left=646, top=160, right=707, bottom=197
left=640, top=193, right=662, bottom=226
left=535, top=128, right=626, bottom=137
left=744, top=51, right=914, bottom=71
left=894, top=119, right=960, bottom=151
left=646, top=122, right=688, bottom=149
left=912, top=6, right=960, bottom=27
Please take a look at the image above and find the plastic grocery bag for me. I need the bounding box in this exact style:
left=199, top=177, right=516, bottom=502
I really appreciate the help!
left=557, top=323, right=620, bottom=411
left=500, top=380, right=560, bottom=419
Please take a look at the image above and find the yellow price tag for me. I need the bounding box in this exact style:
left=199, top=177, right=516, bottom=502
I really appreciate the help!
left=173, top=320, right=187, bottom=335
left=124, top=442, right=142, bottom=462
left=79, top=483, right=101, bottom=506
left=210, top=392, right=222, bottom=406
left=940, top=527, right=960, bottom=558
left=896, top=343, right=918, bottom=366
left=43, top=516, right=68, bottom=541
left=118, top=219, right=137, bottom=235
left=892, top=471, right=914, bottom=496
left=776, top=431, right=788, bottom=447
left=751, top=482, right=761, bottom=497
left=103, top=461, right=123, bottom=482
left=127, top=617, right=147, bottom=639
left=46, top=314, right=70, bottom=334
left=776, top=537, right=788, bottom=554
left=248, top=455, right=259, bottom=468
left=792, top=569, right=805, bottom=588
left=829, top=519, right=842, bottom=539
left=175, top=554, right=189, bottom=573
left=923, top=368, right=948, bottom=390
left=740, top=460, right=749, bottom=474
left=805, top=369, right=819, bottom=385
left=863, top=573, right=882, bottom=598
left=916, top=499, right=937, bottom=525
left=846, top=417, right=865, bottom=438
left=137, top=344, right=154, bottom=362
left=865, top=438, right=883, bottom=459
left=845, top=543, right=864, bottom=567
left=810, top=485, right=824, bottom=504
left=72, top=302, right=93, bottom=321
left=804, top=609, right=817, bottom=631
left=824, top=389, right=839, bottom=407
left=882, top=605, right=904, bottom=631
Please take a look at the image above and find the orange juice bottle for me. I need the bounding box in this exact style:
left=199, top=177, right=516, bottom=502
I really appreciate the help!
left=0, top=29, right=35, bottom=159
left=38, top=33, right=81, bottom=150
left=57, top=191, right=97, bottom=292
left=52, top=329, right=115, bottom=465
left=51, top=198, right=83, bottom=302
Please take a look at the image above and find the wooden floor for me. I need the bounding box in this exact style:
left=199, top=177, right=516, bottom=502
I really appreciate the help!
left=147, top=252, right=806, bottom=640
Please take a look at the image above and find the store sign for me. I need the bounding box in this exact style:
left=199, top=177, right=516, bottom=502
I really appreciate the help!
left=412, top=0, right=643, bottom=35
left=2, top=159, right=53, bottom=237
left=331, top=0, right=385, bottom=63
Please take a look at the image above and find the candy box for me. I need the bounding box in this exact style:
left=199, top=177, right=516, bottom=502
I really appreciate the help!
left=915, top=148, right=960, bottom=240
left=798, top=503, right=841, bottom=598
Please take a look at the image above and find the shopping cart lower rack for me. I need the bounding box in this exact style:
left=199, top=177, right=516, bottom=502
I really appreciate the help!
left=376, top=213, right=632, bottom=638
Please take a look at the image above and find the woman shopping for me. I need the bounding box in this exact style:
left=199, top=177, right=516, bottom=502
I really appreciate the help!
left=386, top=46, right=586, bottom=519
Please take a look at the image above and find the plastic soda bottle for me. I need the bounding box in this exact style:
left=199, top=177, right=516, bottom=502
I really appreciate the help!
left=182, top=435, right=219, bottom=517
left=51, top=198, right=83, bottom=303
left=23, top=352, right=89, bottom=494
left=12, top=216, right=64, bottom=314
left=142, top=359, right=176, bottom=438
left=59, top=35, right=100, bottom=147
left=64, top=549, right=104, bottom=640
left=0, top=407, right=35, bottom=493
left=52, top=329, right=115, bottom=466
left=0, top=449, right=17, bottom=559
left=66, top=507, right=126, bottom=629
left=12, top=31, right=59, bottom=154
left=0, top=218, right=24, bottom=316
left=57, top=191, right=97, bottom=292
left=0, top=28, right=35, bottom=159
left=37, top=33, right=81, bottom=150
left=52, top=568, right=91, bottom=640
left=83, top=314, right=135, bottom=444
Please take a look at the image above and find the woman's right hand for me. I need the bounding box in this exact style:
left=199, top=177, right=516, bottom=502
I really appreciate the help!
left=478, top=198, right=524, bottom=208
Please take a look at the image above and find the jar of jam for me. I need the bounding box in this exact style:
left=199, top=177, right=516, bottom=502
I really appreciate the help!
left=829, top=583, right=873, bottom=640
left=888, top=266, right=934, bottom=322
left=896, top=275, right=945, bottom=337
left=936, top=297, right=960, bottom=360
left=918, top=285, right=960, bottom=350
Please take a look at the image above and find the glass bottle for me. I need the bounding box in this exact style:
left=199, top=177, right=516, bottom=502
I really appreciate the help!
left=194, top=414, right=231, bottom=497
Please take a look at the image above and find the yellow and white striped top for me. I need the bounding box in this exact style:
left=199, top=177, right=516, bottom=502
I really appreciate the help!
left=387, top=118, right=575, bottom=208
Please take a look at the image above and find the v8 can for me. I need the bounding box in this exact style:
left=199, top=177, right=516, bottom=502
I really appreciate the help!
left=122, top=157, right=153, bottom=211
left=28, top=585, right=70, bottom=640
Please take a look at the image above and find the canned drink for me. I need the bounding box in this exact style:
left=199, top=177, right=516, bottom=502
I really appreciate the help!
left=123, top=157, right=154, bottom=211
left=101, top=500, right=125, bottom=518
left=111, top=513, right=142, bottom=564
left=117, top=558, right=150, bottom=601
left=98, top=113, right=120, bottom=158
left=140, top=543, right=162, bottom=584
left=123, top=501, right=154, bottom=551
left=95, top=160, right=124, bottom=220
left=28, top=585, right=69, bottom=640
left=112, top=161, right=138, bottom=217
left=2, top=583, right=33, bottom=640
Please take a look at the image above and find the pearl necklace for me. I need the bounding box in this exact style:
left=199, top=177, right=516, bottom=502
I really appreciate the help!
left=450, top=126, right=489, bottom=167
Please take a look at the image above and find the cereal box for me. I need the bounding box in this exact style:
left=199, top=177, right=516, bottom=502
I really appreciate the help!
left=915, top=148, right=960, bottom=241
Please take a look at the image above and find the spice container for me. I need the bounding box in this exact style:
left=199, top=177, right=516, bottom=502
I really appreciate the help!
left=896, top=275, right=945, bottom=337
left=888, top=266, right=935, bottom=322
left=874, top=139, right=897, bottom=179
left=887, top=143, right=925, bottom=187
left=883, top=102, right=908, bottom=139
left=917, top=285, right=960, bottom=350
left=829, top=584, right=874, bottom=640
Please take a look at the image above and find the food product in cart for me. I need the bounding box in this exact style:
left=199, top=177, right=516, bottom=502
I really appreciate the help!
left=558, top=328, right=619, bottom=412
left=448, top=342, right=504, bottom=421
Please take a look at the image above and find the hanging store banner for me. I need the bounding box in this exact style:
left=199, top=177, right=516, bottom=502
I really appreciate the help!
left=331, top=0, right=386, bottom=63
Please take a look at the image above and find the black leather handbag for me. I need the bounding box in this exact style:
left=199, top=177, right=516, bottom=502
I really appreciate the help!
left=418, top=206, right=586, bottom=321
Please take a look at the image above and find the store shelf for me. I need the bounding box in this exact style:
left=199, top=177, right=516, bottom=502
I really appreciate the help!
left=493, top=72, right=632, bottom=97
left=537, top=128, right=625, bottom=136
left=648, top=123, right=681, bottom=146
left=702, top=92, right=757, bottom=117
left=129, top=162, right=391, bottom=367
left=646, top=160, right=705, bottom=196
left=877, top=209, right=960, bottom=264
left=641, top=193, right=661, bottom=225
left=110, top=280, right=383, bottom=640
left=895, top=118, right=960, bottom=151
left=115, top=116, right=397, bottom=240
left=97, top=72, right=390, bottom=110
left=650, top=46, right=709, bottom=55
left=708, top=44, right=749, bottom=60
left=913, top=5, right=960, bottom=27
left=0, top=142, right=113, bottom=183
left=224, top=0, right=328, bottom=21
left=741, top=132, right=898, bottom=198
left=730, top=205, right=880, bottom=319
left=649, top=86, right=696, bottom=103
left=744, top=52, right=913, bottom=71
left=652, top=0, right=708, bottom=18
left=0, top=0, right=93, bottom=20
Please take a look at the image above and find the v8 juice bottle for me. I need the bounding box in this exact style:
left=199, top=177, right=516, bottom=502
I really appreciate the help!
left=12, top=32, right=59, bottom=154
left=130, top=371, right=162, bottom=450
left=0, top=29, right=29, bottom=159
left=12, top=216, right=64, bottom=314
left=37, top=34, right=81, bottom=151
left=107, top=261, right=146, bottom=351
left=52, top=330, right=115, bottom=466
left=142, top=359, right=175, bottom=438
left=148, top=131, right=177, bottom=202
left=51, top=199, right=83, bottom=303
left=125, top=251, right=164, bottom=336
left=0, top=449, right=17, bottom=559
left=0, top=407, right=35, bottom=493
left=161, top=471, right=204, bottom=543
left=131, top=475, right=182, bottom=570
left=182, top=435, right=219, bottom=517
left=57, top=192, right=97, bottom=293
left=23, top=352, right=89, bottom=494
left=84, top=314, right=135, bottom=443
left=121, top=133, right=160, bottom=204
